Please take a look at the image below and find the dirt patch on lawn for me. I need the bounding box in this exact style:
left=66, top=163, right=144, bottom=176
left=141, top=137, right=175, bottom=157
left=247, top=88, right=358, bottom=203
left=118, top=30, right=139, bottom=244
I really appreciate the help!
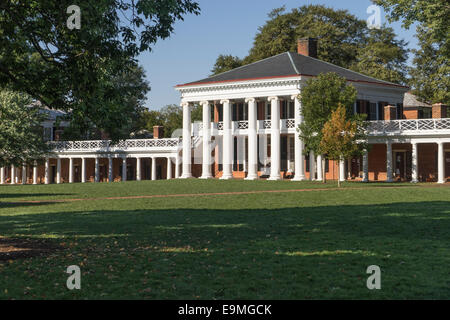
left=0, top=237, right=61, bottom=261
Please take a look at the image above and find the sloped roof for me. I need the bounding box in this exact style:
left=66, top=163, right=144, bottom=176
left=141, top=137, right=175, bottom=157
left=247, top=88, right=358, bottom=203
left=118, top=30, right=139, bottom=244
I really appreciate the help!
left=176, top=52, right=408, bottom=88
left=403, top=92, right=431, bottom=108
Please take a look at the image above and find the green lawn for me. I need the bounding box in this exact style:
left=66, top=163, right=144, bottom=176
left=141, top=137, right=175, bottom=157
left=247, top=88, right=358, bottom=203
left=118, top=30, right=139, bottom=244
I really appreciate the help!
left=0, top=179, right=449, bottom=299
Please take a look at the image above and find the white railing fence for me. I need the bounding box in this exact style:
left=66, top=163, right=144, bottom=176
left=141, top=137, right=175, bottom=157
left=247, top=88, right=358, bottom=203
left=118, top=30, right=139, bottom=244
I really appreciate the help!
left=368, top=118, right=450, bottom=134
left=50, top=138, right=181, bottom=152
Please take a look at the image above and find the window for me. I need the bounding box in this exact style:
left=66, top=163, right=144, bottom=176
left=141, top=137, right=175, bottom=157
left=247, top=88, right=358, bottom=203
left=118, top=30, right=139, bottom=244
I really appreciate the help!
left=368, top=103, right=377, bottom=121
left=396, top=103, right=404, bottom=120
left=378, top=102, right=388, bottom=120
left=288, top=101, right=295, bottom=119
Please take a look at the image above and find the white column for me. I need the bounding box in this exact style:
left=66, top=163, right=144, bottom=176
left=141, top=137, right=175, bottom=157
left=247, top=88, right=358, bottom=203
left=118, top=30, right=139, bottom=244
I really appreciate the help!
left=136, top=157, right=141, bottom=181
left=268, top=96, right=281, bottom=180
left=437, top=142, right=445, bottom=184
left=22, top=164, right=27, bottom=184
left=44, top=160, right=50, bottom=184
left=200, top=101, right=212, bottom=179
left=95, top=157, right=100, bottom=183
left=108, top=157, right=113, bottom=182
left=386, top=141, right=393, bottom=182
left=363, top=150, right=369, bottom=182
left=411, top=142, right=418, bottom=183
left=292, top=95, right=305, bottom=181
left=175, top=155, right=180, bottom=179
left=339, top=158, right=346, bottom=182
left=167, top=157, right=172, bottom=180
left=81, top=158, right=86, bottom=183
left=221, top=99, right=233, bottom=179
left=151, top=157, right=157, bottom=181
left=309, top=151, right=315, bottom=181
left=316, top=155, right=323, bottom=181
left=0, top=167, right=4, bottom=184
left=11, top=165, right=16, bottom=185
left=69, top=158, right=74, bottom=184
left=181, top=102, right=192, bottom=178
left=246, top=98, right=258, bottom=180
left=33, top=161, right=38, bottom=185
left=56, top=158, right=61, bottom=184
left=122, top=157, right=127, bottom=182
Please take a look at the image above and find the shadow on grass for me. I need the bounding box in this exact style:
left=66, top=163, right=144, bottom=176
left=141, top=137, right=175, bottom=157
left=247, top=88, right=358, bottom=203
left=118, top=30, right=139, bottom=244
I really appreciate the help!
left=0, top=193, right=73, bottom=199
left=0, top=201, right=449, bottom=298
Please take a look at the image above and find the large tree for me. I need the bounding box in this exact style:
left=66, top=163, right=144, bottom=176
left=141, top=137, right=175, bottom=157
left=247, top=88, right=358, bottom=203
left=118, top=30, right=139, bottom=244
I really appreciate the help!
left=299, top=73, right=358, bottom=156
left=211, top=5, right=408, bottom=84
left=374, top=0, right=449, bottom=104
left=0, top=1, right=200, bottom=141
left=0, top=89, right=49, bottom=167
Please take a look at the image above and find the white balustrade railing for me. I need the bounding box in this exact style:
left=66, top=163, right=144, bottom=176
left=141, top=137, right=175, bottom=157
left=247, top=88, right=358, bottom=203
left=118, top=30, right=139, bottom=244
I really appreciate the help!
left=368, top=118, right=450, bottom=135
left=50, top=138, right=181, bottom=152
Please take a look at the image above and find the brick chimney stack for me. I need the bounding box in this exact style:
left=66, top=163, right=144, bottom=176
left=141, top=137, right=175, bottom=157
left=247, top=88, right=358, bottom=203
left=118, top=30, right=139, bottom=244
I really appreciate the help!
left=153, top=126, right=164, bottom=139
left=384, top=105, right=397, bottom=121
left=432, top=103, right=447, bottom=119
left=297, top=38, right=318, bottom=58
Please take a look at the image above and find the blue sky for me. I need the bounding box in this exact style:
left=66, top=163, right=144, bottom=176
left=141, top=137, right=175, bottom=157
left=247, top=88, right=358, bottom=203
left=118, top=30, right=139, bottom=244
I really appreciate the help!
left=138, top=0, right=418, bottom=110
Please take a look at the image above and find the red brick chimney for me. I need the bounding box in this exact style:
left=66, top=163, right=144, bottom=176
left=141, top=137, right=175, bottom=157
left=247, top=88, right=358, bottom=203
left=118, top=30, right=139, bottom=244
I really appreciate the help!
left=384, top=105, right=397, bottom=121
left=297, top=38, right=318, bottom=58
left=432, top=103, right=447, bottom=119
left=153, top=126, right=164, bottom=139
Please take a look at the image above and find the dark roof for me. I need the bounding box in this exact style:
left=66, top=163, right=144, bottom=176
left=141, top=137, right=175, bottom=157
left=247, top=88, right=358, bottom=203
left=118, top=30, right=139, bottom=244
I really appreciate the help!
left=403, top=92, right=431, bottom=108
left=177, top=52, right=408, bottom=88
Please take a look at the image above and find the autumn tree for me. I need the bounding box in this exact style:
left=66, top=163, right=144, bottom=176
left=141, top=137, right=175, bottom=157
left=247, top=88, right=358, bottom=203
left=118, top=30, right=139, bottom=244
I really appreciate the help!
left=299, top=72, right=357, bottom=154
left=320, top=105, right=368, bottom=187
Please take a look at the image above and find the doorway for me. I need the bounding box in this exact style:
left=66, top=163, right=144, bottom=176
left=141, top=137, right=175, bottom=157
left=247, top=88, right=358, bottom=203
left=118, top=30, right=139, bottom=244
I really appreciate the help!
left=394, top=151, right=406, bottom=180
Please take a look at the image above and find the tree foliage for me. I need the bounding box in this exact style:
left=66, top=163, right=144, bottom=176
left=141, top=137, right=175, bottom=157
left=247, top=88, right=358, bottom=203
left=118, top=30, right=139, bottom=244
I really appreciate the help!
left=319, top=105, right=368, bottom=187
left=0, top=1, right=200, bottom=141
left=374, top=0, right=449, bottom=104
left=212, top=5, right=408, bottom=83
left=0, top=89, right=49, bottom=167
left=135, top=104, right=202, bottom=138
left=299, top=73, right=358, bottom=155
left=211, top=55, right=243, bottom=75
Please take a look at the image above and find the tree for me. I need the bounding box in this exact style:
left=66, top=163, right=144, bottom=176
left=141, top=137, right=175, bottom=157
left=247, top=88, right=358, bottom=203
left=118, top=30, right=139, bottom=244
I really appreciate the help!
left=351, top=27, right=408, bottom=84
left=373, top=0, right=449, bottom=49
left=374, top=0, right=449, bottom=104
left=62, top=63, right=151, bottom=140
left=319, top=105, right=368, bottom=187
left=0, top=1, right=200, bottom=141
left=211, top=55, right=243, bottom=75
left=212, top=5, right=408, bottom=83
left=0, top=89, right=49, bottom=167
left=134, top=104, right=202, bottom=138
left=298, top=73, right=359, bottom=182
left=408, top=26, right=450, bottom=104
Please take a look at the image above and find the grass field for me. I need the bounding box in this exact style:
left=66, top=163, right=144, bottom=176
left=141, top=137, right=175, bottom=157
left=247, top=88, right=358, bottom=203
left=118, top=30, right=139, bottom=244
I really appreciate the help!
left=0, top=179, right=449, bottom=299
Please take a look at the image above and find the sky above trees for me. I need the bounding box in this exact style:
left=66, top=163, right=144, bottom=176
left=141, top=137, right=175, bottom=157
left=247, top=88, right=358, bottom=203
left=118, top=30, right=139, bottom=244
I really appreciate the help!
left=140, top=0, right=418, bottom=110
